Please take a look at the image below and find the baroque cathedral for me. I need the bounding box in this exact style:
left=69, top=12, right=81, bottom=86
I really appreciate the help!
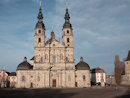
left=16, top=2, right=91, bottom=88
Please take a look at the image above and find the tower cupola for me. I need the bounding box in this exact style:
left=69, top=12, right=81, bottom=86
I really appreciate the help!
left=63, top=2, right=72, bottom=29
left=35, top=0, right=45, bottom=29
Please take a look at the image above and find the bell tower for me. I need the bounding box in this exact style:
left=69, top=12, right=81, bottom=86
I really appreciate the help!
left=34, top=1, right=45, bottom=63
left=35, top=0, right=45, bottom=48
left=62, top=2, right=74, bottom=63
left=62, top=2, right=73, bottom=48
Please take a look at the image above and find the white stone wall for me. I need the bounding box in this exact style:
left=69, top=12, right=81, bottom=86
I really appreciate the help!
left=95, top=73, right=106, bottom=83
left=125, top=61, right=130, bottom=75
left=9, top=76, right=17, bottom=88
left=76, top=70, right=91, bottom=87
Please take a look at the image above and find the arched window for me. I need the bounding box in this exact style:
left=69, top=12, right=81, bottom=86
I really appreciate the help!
left=83, top=75, right=86, bottom=81
left=41, top=57, right=43, bottom=62
left=38, top=38, right=41, bottom=43
left=67, top=38, right=69, bottom=43
left=67, top=30, right=69, bottom=34
left=39, top=30, right=41, bottom=33
left=53, top=56, right=56, bottom=63
left=37, top=75, right=40, bottom=81
left=22, top=76, right=25, bottom=82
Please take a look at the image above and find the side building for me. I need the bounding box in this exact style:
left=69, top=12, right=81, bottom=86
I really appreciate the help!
left=91, top=67, right=106, bottom=84
left=0, top=69, right=10, bottom=88
left=124, top=50, right=130, bottom=85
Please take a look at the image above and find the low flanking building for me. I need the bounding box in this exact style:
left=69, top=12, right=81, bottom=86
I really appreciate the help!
left=91, top=67, right=106, bottom=84
left=0, top=69, right=10, bottom=88
left=124, top=50, right=130, bottom=85
left=75, top=57, right=91, bottom=87
left=106, top=51, right=130, bottom=85
left=9, top=72, right=17, bottom=88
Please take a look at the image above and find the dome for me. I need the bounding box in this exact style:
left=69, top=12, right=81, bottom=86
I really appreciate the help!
left=76, top=57, right=90, bottom=70
left=17, top=57, right=33, bottom=70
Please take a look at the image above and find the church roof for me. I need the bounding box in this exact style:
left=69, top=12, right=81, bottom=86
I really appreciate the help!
left=17, top=57, right=33, bottom=70
left=30, top=56, right=34, bottom=60
left=35, top=1, right=45, bottom=29
left=45, top=38, right=59, bottom=46
left=6, top=71, right=10, bottom=75
left=126, top=50, right=130, bottom=61
left=9, top=72, right=16, bottom=76
left=75, top=57, right=90, bottom=70
left=45, top=38, right=53, bottom=45
left=63, top=3, right=72, bottom=29
left=91, top=67, right=105, bottom=73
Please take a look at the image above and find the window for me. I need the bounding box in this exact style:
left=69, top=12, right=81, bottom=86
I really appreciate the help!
left=39, top=30, right=41, bottom=33
left=67, top=30, right=69, bottom=34
left=22, top=76, right=25, bottom=82
left=37, top=75, right=40, bottom=81
left=38, top=38, right=41, bottom=43
left=67, top=38, right=69, bottom=43
left=41, top=57, right=43, bottom=62
left=53, top=44, right=55, bottom=46
left=83, top=75, right=86, bottom=81
left=53, top=56, right=56, bottom=63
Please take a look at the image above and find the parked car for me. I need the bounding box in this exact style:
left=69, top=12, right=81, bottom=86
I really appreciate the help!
left=91, top=81, right=96, bottom=85
left=96, top=82, right=101, bottom=86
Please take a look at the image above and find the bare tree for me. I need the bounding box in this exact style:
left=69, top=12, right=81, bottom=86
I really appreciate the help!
left=114, top=55, right=123, bottom=85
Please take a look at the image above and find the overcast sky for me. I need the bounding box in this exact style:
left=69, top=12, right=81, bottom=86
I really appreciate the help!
left=0, top=0, right=130, bottom=75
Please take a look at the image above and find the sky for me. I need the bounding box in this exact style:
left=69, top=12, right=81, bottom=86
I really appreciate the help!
left=0, top=0, right=130, bottom=75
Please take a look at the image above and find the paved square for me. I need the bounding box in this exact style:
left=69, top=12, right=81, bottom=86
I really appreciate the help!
left=0, top=86, right=130, bottom=98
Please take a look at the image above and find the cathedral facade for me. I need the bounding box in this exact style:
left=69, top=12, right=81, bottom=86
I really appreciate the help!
left=16, top=2, right=91, bottom=88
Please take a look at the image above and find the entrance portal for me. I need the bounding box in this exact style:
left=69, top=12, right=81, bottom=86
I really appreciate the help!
left=75, top=82, right=78, bottom=87
left=30, top=82, right=33, bottom=88
left=52, top=79, right=56, bottom=87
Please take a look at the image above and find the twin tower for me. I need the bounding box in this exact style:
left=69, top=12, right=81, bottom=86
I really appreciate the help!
left=35, top=2, right=73, bottom=48
left=33, top=2, right=74, bottom=65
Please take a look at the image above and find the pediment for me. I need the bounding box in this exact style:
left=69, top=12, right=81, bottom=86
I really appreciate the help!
left=45, top=39, right=65, bottom=48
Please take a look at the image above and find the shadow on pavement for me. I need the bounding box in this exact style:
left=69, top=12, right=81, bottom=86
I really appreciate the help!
left=0, top=88, right=77, bottom=98
left=116, top=89, right=130, bottom=98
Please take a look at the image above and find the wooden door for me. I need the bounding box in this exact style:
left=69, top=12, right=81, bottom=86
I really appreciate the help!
left=52, top=79, right=56, bottom=87
left=75, top=82, right=77, bottom=87
left=30, top=83, right=33, bottom=88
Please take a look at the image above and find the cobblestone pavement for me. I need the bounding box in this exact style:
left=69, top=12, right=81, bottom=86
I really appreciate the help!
left=0, top=86, right=129, bottom=98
